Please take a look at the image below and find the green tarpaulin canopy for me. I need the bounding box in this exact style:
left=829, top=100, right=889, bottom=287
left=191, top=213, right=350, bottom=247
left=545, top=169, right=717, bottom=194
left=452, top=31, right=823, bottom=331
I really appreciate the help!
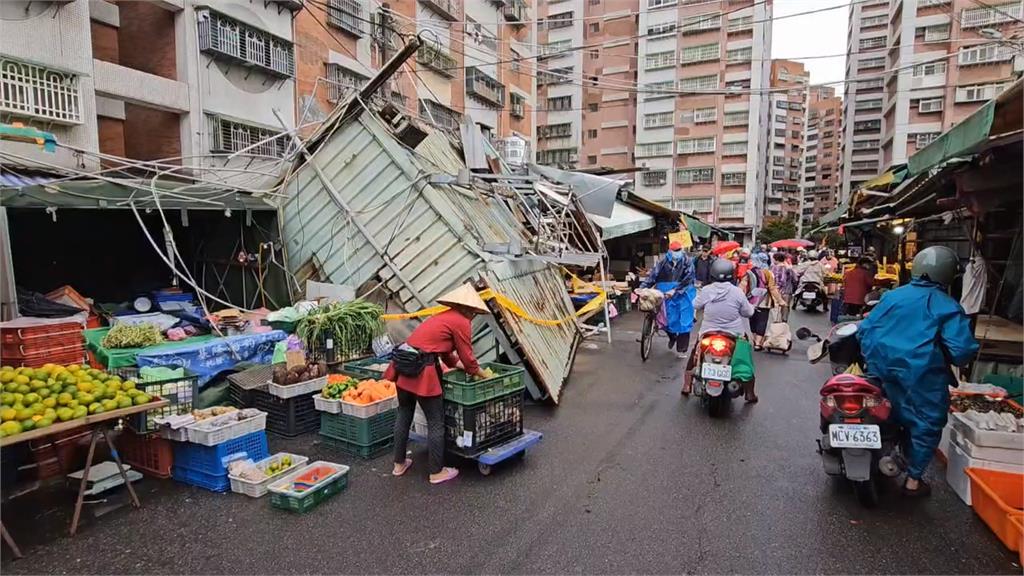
left=908, top=99, right=996, bottom=176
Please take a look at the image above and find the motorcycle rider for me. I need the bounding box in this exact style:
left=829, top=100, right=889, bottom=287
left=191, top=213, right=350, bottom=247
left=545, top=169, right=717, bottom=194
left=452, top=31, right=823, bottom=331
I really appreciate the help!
left=682, top=259, right=757, bottom=401
left=794, top=249, right=827, bottom=308
left=857, top=246, right=979, bottom=497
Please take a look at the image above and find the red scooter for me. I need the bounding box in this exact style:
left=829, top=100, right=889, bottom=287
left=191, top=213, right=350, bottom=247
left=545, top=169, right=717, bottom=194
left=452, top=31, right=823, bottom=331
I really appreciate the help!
left=691, top=331, right=744, bottom=417
left=797, top=324, right=905, bottom=507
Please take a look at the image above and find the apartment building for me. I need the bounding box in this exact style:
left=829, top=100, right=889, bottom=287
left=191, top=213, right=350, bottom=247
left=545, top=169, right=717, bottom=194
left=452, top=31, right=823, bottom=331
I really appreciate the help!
left=765, top=59, right=808, bottom=221
left=802, top=85, right=843, bottom=226
left=842, top=0, right=1022, bottom=199
left=0, top=0, right=298, bottom=175
left=534, top=0, right=639, bottom=170
left=634, top=0, right=773, bottom=240
left=294, top=0, right=536, bottom=154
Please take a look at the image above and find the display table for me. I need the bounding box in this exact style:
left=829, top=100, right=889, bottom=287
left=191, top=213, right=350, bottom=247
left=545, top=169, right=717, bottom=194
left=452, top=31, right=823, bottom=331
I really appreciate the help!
left=84, top=328, right=217, bottom=369
left=0, top=399, right=169, bottom=556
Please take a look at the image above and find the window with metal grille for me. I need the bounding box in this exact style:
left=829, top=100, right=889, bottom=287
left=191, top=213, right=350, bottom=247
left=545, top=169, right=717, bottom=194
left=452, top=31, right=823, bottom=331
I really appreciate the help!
left=538, top=123, right=572, bottom=139
left=852, top=139, right=880, bottom=149
left=643, top=111, right=674, bottom=129
left=647, top=22, right=677, bottom=38
left=920, top=24, right=950, bottom=42
left=326, top=63, right=368, bottom=102
left=680, top=107, right=717, bottom=124
left=547, top=95, right=572, bottom=110
left=538, top=67, right=573, bottom=85
left=722, top=141, right=747, bottom=156
left=677, top=137, right=716, bottom=154
left=641, top=170, right=668, bottom=187
left=536, top=148, right=577, bottom=165
left=417, top=43, right=457, bottom=77
left=680, top=43, right=719, bottom=64
left=723, top=111, right=747, bottom=126
left=722, top=172, right=746, bottom=186
left=419, top=99, right=461, bottom=131
left=208, top=115, right=286, bottom=157
left=859, top=57, right=885, bottom=70
left=852, top=160, right=879, bottom=170
left=959, top=44, right=1015, bottom=66
left=681, top=12, right=721, bottom=34
left=917, top=97, right=943, bottom=113
left=912, top=61, right=946, bottom=77
left=510, top=93, right=525, bottom=118
left=643, top=80, right=676, bottom=100
left=960, top=2, right=1022, bottom=28
left=635, top=141, right=673, bottom=158
left=861, top=14, right=887, bottom=27
left=726, top=15, right=752, bottom=32
left=859, top=78, right=884, bottom=89
left=914, top=132, right=940, bottom=148
left=326, top=0, right=364, bottom=36
left=726, top=47, right=752, bottom=63
left=198, top=9, right=294, bottom=77
left=649, top=0, right=677, bottom=7
left=676, top=167, right=714, bottom=184
left=0, top=58, right=81, bottom=124
left=719, top=202, right=745, bottom=218
left=679, top=74, right=718, bottom=92
left=645, top=51, right=676, bottom=71
left=677, top=196, right=713, bottom=213
left=855, top=98, right=883, bottom=111
left=956, top=82, right=1008, bottom=103
left=546, top=11, right=573, bottom=29
left=541, top=39, right=572, bottom=58
left=858, top=36, right=886, bottom=50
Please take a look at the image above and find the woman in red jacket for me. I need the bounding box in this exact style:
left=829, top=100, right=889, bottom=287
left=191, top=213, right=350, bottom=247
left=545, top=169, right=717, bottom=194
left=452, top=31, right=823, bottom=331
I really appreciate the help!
left=385, top=283, right=490, bottom=484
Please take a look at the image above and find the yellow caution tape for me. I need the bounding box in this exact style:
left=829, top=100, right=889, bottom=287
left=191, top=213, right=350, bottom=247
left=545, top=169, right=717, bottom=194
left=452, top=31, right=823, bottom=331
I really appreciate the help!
left=381, top=273, right=608, bottom=326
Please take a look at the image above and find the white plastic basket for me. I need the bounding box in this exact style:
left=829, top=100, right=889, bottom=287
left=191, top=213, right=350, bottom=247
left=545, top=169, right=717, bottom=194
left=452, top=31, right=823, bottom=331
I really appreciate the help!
left=267, top=461, right=349, bottom=499
left=313, top=394, right=342, bottom=414
left=186, top=411, right=268, bottom=447
left=950, top=412, right=1023, bottom=450
left=159, top=426, right=190, bottom=442
left=267, top=375, right=327, bottom=400
left=340, top=395, right=399, bottom=418
left=228, top=452, right=310, bottom=498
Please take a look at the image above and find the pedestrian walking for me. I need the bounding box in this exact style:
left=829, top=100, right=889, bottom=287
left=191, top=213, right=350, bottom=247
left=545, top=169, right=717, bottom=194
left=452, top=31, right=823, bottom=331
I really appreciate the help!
left=770, top=252, right=797, bottom=322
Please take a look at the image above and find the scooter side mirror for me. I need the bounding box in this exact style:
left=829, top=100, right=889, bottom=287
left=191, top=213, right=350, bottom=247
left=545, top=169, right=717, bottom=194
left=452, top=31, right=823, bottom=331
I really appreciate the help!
left=807, top=341, right=828, bottom=363
left=796, top=327, right=814, bottom=340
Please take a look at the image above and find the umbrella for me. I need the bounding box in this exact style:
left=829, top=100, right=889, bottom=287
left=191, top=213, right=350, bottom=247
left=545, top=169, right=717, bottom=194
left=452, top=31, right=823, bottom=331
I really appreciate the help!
left=770, top=239, right=815, bottom=249
left=711, top=241, right=741, bottom=256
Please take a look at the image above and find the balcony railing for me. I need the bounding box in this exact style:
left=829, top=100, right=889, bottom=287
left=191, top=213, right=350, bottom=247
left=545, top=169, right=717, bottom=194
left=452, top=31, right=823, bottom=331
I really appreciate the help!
left=327, top=0, right=364, bottom=37
left=465, top=67, right=505, bottom=107
left=420, top=0, right=461, bottom=21
left=0, top=58, right=82, bottom=124
left=198, top=9, right=295, bottom=77
left=417, top=44, right=456, bottom=78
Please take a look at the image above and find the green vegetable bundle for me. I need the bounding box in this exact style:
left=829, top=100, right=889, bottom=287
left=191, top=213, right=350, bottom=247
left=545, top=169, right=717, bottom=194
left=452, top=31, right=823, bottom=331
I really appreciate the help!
left=101, top=323, right=164, bottom=349
left=296, top=300, right=384, bottom=361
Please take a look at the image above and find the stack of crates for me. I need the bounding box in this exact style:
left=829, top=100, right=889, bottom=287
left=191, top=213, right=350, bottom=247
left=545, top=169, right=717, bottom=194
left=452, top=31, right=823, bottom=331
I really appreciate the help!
left=227, top=365, right=319, bottom=437
left=441, top=363, right=526, bottom=457
left=172, top=431, right=269, bottom=492
left=0, top=319, right=85, bottom=368
left=319, top=399, right=398, bottom=459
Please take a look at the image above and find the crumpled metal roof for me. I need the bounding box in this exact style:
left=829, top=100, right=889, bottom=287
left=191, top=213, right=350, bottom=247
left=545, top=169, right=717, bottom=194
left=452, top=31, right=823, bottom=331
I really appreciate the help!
left=277, top=112, right=580, bottom=402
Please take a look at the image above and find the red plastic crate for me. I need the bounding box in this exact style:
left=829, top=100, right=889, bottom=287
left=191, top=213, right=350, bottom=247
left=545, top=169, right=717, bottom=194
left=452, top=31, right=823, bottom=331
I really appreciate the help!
left=1, top=331, right=84, bottom=357
left=0, top=320, right=82, bottom=345
left=117, top=430, right=174, bottom=478
left=11, top=348, right=88, bottom=368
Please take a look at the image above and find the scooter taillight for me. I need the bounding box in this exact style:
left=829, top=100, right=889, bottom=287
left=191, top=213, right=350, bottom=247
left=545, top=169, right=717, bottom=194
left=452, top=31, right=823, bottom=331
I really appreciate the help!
left=700, top=335, right=734, bottom=356
left=822, top=394, right=891, bottom=421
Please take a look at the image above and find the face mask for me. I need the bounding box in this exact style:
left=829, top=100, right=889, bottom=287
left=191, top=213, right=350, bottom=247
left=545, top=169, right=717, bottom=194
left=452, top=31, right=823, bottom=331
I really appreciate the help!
left=669, top=250, right=682, bottom=261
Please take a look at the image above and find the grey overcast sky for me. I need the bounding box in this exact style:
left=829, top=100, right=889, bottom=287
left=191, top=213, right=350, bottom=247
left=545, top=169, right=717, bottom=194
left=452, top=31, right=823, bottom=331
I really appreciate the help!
left=771, top=0, right=851, bottom=90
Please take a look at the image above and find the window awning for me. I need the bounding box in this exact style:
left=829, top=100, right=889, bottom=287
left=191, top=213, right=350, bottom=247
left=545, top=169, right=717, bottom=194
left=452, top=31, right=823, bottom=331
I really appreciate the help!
left=587, top=202, right=655, bottom=240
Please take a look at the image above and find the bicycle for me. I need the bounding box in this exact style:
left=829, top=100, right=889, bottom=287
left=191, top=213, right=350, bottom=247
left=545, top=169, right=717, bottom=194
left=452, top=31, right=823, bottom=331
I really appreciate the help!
left=639, top=308, right=658, bottom=362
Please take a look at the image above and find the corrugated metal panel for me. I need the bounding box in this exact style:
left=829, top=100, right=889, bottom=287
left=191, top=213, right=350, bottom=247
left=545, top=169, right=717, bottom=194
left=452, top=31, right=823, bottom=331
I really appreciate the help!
left=278, top=114, right=578, bottom=400
left=482, top=259, right=580, bottom=404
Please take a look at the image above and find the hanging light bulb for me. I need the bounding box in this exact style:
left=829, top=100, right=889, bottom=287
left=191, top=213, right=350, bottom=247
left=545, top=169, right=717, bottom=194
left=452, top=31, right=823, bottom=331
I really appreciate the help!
left=892, top=224, right=905, bottom=235
left=224, top=208, right=232, bottom=218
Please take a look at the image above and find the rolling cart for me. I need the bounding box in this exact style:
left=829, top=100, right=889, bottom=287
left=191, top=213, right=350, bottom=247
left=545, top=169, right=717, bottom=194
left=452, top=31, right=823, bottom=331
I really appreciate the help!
left=409, top=429, right=543, bottom=476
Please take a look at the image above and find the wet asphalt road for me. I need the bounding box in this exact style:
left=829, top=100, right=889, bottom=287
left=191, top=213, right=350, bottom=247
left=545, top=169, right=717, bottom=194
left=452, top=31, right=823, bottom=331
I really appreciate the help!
left=2, top=308, right=1019, bottom=574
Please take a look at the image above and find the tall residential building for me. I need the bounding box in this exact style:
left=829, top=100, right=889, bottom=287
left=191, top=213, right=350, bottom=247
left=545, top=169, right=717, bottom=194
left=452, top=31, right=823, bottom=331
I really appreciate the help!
left=842, top=0, right=1022, bottom=199
left=634, top=0, right=773, bottom=241
left=802, top=85, right=843, bottom=227
left=765, top=59, right=809, bottom=221
left=1, top=0, right=298, bottom=174
left=294, top=0, right=536, bottom=151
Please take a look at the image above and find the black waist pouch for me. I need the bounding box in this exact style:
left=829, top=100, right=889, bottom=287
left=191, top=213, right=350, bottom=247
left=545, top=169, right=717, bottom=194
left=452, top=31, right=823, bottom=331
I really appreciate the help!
left=392, top=343, right=438, bottom=377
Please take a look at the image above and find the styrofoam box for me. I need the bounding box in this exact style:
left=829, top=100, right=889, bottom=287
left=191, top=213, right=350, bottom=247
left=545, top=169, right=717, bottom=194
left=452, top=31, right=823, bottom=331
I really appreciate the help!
left=950, top=427, right=1024, bottom=466
left=945, top=438, right=1024, bottom=506
left=950, top=412, right=1024, bottom=450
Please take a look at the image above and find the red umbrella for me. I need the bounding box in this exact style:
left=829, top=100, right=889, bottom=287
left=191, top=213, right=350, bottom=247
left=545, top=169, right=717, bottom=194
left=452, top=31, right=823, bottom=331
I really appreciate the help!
left=771, top=239, right=815, bottom=249
left=711, top=241, right=741, bottom=256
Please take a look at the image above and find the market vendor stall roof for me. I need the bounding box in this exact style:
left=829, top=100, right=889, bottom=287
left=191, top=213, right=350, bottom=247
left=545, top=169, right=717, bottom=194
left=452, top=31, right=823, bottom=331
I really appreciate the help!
left=587, top=202, right=655, bottom=240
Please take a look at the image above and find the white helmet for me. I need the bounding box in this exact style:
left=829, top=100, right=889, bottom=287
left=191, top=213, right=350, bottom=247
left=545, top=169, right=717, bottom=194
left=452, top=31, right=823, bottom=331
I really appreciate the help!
left=807, top=250, right=819, bottom=259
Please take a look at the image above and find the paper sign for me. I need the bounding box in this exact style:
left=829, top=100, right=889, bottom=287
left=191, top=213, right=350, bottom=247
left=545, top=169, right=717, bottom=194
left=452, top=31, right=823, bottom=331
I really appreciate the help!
left=669, top=230, right=693, bottom=249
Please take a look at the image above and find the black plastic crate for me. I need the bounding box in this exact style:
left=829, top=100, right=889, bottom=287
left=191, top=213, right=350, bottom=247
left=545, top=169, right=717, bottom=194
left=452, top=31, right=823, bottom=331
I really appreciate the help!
left=228, top=382, right=254, bottom=408
left=444, top=390, right=524, bottom=458
left=250, top=389, right=319, bottom=438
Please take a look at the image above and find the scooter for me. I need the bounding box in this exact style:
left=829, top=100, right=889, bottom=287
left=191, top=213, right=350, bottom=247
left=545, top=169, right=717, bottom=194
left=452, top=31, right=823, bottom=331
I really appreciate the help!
left=691, top=331, right=745, bottom=417
left=796, top=282, right=827, bottom=312
left=796, top=324, right=904, bottom=507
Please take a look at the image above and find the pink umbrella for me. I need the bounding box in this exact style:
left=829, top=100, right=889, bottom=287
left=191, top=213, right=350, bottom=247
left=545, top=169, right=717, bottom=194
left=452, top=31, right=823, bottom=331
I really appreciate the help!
left=771, top=239, right=815, bottom=249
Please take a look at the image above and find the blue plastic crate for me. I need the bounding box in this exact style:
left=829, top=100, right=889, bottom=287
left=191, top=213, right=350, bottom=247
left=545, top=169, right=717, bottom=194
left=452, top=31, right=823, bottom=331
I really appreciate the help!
left=172, top=466, right=230, bottom=493
left=172, top=431, right=269, bottom=476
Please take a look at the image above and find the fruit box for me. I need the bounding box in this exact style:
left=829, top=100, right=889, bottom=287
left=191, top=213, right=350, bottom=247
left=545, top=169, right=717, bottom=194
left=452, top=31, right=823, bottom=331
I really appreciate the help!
left=228, top=452, right=309, bottom=498
left=268, top=461, right=349, bottom=513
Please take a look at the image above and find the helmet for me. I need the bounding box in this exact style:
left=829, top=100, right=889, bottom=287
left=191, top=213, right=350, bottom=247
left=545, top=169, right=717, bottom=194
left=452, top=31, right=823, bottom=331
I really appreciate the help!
left=912, top=246, right=960, bottom=286
left=710, top=258, right=736, bottom=283
left=806, top=250, right=819, bottom=259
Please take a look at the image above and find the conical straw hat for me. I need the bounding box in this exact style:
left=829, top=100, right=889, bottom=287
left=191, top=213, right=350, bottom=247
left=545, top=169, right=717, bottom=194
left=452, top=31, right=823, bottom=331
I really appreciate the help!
left=437, top=283, right=489, bottom=313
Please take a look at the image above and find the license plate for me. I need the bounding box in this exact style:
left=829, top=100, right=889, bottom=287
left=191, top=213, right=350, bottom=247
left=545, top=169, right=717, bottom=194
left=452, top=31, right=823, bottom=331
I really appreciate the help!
left=802, top=291, right=817, bottom=299
left=828, top=424, right=881, bottom=449
left=701, top=363, right=732, bottom=381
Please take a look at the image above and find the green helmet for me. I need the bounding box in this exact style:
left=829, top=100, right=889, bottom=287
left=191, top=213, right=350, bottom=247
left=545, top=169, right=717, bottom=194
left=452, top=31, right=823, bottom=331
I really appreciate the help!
left=912, top=246, right=960, bottom=286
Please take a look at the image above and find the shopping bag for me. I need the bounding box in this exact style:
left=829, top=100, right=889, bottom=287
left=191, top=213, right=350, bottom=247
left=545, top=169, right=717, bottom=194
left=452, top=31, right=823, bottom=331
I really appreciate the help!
left=763, top=307, right=792, bottom=351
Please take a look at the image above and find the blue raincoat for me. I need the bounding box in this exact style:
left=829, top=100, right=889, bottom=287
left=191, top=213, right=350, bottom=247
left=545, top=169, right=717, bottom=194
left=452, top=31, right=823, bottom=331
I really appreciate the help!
left=643, top=252, right=696, bottom=335
left=857, top=279, right=979, bottom=479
